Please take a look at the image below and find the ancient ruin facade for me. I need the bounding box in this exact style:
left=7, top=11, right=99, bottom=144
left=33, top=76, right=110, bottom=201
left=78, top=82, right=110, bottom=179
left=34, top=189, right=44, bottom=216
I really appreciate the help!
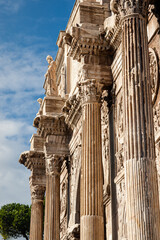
left=19, top=0, right=160, bottom=239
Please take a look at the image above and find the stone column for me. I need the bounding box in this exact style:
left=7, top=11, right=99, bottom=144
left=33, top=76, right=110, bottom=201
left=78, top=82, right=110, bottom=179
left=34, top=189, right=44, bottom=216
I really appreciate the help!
left=30, top=183, right=45, bottom=240
left=119, top=1, right=160, bottom=239
left=79, top=79, right=104, bottom=240
left=44, top=155, right=63, bottom=240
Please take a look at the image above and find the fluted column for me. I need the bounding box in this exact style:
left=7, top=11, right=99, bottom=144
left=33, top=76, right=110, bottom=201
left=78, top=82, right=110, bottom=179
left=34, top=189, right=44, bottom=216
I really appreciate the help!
left=30, top=184, right=45, bottom=240
left=44, top=155, right=63, bottom=240
left=119, top=1, right=160, bottom=239
left=79, top=79, right=104, bottom=240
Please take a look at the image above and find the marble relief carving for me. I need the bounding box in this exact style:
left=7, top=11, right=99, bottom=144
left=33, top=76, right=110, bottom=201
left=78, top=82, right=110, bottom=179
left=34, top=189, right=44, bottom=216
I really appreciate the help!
left=154, top=102, right=160, bottom=134
left=69, top=146, right=81, bottom=227
left=101, top=91, right=110, bottom=195
left=149, top=48, right=159, bottom=104
left=116, top=177, right=127, bottom=240
left=115, top=93, right=124, bottom=175
left=60, top=181, right=67, bottom=240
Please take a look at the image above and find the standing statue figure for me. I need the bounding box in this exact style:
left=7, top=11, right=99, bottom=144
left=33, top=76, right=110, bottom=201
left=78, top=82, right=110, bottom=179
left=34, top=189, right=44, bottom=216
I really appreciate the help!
left=44, top=55, right=57, bottom=96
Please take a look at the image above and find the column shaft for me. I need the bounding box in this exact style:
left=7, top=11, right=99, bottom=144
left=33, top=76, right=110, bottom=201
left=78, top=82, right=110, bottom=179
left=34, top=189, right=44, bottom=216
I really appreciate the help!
left=122, top=13, right=160, bottom=239
left=30, top=185, right=45, bottom=240
left=30, top=200, right=44, bottom=240
left=44, top=155, right=61, bottom=240
left=80, top=80, right=104, bottom=240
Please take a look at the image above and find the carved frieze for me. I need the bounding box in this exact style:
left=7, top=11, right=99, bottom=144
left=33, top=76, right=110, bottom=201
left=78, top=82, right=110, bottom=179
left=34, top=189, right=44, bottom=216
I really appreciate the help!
left=115, top=171, right=127, bottom=240
left=149, top=48, right=159, bottom=104
left=115, top=93, right=124, bottom=175
left=101, top=91, right=110, bottom=194
left=154, top=102, right=160, bottom=135
left=69, top=146, right=81, bottom=227
left=60, top=176, right=68, bottom=240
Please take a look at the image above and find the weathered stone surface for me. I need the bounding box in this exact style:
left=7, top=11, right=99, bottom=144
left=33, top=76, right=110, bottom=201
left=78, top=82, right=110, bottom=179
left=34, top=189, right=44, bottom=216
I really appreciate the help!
left=19, top=1, right=160, bottom=240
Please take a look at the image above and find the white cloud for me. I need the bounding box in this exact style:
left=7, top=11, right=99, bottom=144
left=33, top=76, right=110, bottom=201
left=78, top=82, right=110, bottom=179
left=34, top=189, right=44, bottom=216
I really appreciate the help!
left=0, top=118, right=33, bottom=207
left=0, top=40, right=48, bottom=208
left=0, top=0, right=24, bottom=13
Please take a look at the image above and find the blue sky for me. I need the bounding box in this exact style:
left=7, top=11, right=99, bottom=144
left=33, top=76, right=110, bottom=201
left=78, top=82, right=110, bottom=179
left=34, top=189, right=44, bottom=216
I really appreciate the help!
left=0, top=0, right=74, bottom=238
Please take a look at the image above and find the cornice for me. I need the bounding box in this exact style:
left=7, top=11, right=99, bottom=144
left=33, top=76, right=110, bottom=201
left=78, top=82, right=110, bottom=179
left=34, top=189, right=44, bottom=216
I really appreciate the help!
left=67, top=27, right=109, bottom=61
left=34, top=115, right=69, bottom=138
left=19, top=150, right=45, bottom=172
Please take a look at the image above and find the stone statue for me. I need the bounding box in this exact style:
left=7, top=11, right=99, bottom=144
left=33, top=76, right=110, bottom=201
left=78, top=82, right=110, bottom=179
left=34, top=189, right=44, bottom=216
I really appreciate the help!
left=110, top=0, right=118, bottom=14
left=44, top=55, right=57, bottom=96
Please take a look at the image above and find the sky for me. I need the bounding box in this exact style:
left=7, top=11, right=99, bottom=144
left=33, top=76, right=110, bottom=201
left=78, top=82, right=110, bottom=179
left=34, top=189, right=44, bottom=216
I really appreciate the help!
left=0, top=0, right=74, bottom=239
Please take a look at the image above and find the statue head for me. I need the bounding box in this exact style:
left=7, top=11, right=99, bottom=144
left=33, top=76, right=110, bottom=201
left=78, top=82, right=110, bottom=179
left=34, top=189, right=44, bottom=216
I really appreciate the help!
left=46, top=55, right=54, bottom=65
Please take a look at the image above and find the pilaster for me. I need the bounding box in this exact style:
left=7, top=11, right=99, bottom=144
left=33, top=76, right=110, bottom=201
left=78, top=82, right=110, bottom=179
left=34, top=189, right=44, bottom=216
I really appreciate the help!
left=119, top=0, right=160, bottom=239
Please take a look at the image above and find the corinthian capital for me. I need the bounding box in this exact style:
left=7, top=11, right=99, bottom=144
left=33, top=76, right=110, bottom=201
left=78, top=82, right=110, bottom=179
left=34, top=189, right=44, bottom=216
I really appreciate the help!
left=46, top=154, right=66, bottom=176
left=78, top=79, right=103, bottom=104
left=30, top=184, right=45, bottom=202
left=117, top=0, right=149, bottom=18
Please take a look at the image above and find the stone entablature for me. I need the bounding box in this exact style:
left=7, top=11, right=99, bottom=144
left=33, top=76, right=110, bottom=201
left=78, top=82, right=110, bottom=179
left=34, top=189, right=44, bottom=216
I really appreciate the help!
left=19, top=1, right=160, bottom=240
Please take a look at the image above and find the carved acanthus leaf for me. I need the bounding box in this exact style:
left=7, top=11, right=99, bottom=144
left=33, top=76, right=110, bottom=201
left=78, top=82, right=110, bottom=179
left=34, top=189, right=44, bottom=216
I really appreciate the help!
left=117, top=0, right=149, bottom=17
left=46, top=154, right=66, bottom=176
left=30, top=184, right=45, bottom=201
left=78, top=79, right=103, bottom=104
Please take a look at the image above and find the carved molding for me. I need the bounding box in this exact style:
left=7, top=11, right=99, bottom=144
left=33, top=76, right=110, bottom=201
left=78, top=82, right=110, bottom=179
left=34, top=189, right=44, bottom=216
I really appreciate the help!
left=19, top=151, right=45, bottom=173
left=63, top=93, right=82, bottom=130
left=149, top=48, right=159, bottom=104
left=34, top=115, right=69, bottom=138
left=67, top=27, right=109, bottom=62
